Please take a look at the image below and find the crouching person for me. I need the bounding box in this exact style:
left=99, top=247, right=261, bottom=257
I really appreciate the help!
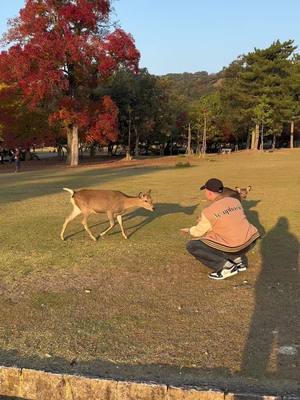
left=181, top=178, right=260, bottom=280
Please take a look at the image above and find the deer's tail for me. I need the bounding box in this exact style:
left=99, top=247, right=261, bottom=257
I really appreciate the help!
left=63, top=187, right=74, bottom=197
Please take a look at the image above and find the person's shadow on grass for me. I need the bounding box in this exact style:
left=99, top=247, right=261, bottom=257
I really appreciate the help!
left=241, top=217, right=300, bottom=380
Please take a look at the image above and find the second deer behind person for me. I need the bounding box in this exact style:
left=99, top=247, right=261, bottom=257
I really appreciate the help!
left=221, top=186, right=251, bottom=201
left=61, top=188, right=154, bottom=241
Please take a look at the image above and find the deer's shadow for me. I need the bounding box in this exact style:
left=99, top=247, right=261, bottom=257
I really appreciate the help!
left=64, top=202, right=198, bottom=240
left=243, top=199, right=265, bottom=237
left=118, top=202, right=198, bottom=238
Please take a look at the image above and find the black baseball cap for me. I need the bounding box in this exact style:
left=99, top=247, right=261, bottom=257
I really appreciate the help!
left=200, top=178, right=224, bottom=193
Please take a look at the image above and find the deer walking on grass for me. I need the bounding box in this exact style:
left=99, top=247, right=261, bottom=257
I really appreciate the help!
left=60, top=188, right=154, bottom=241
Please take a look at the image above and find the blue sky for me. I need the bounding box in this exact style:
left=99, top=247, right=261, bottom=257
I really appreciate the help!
left=1, top=0, right=300, bottom=75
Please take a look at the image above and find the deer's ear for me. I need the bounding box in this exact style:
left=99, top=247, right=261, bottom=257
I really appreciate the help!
left=247, top=186, right=252, bottom=192
left=138, top=192, right=143, bottom=198
left=235, top=187, right=241, bottom=193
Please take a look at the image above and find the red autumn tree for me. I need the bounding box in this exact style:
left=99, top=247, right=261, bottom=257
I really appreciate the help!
left=0, top=0, right=140, bottom=165
left=0, top=85, right=57, bottom=149
left=49, top=95, right=119, bottom=144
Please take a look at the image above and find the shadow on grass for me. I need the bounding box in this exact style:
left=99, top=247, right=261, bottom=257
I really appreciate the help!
left=243, top=199, right=266, bottom=237
left=0, top=347, right=298, bottom=395
left=241, top=216, right=300, bottom=380
left=122, top=202, right=198, bottom=238
left=0, top=397, right=30, bottom=400
left=63, top=202, right=198, bottom=240
left=123, top=198, right=265, bottom=242
left=0, top=165, right=174, bottom=205
left=0, top=348, right=242, bottom=393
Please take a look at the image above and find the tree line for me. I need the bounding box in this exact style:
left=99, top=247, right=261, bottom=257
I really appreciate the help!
left=0, top=1, right=299, bottom=166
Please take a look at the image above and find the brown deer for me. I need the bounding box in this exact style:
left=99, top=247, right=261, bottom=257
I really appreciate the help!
left=221, top=186, right=252, bottom=201
left=60, top=188, right=154, bottom=241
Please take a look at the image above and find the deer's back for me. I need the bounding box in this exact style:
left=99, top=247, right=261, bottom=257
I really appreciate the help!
left=74, top=190, right=129, bottom=213
left=221, top=187, right=241, bottom=201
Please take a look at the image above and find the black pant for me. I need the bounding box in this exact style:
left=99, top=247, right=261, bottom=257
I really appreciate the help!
left=15, top=159, right=20, bottom=172
left=186, top=240, right=256, bottom=271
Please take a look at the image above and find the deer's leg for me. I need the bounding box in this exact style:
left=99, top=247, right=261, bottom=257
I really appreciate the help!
left=81, top=212, right=97, bottom=242
left=100, top=211, right=115, bottom=237
left=60, top=206, right=82, bottom=240
left=116, top=214, right=128, bottom=239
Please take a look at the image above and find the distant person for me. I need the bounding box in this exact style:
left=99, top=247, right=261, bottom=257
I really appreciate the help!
left=20, top=148, right=26, bottom=161
left=9, top=149, right=14, bottom=163
left=181, top=178, right=260, bottom=280
left=14, top=148, right=21, bottom=172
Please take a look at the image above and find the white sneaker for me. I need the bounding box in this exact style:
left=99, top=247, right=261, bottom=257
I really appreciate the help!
left=209, top=264, right=238, bottom=280
left=232, top=256, right=247, bottom=272
left=236, top=262, right=247, bottom=272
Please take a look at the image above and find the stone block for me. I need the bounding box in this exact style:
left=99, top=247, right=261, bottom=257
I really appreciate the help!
left=0, top=366, right=21, bottom=397
left=117, top=380, right=167, bottom=400
left=65, top=375, right=117, bottom=400
left=20, top=369, right=66, bottom=400
left=167, top=386, right=224, bottom=400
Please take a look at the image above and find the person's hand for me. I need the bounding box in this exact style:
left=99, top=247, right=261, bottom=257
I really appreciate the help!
left=180, top=228, right=190, bottom=235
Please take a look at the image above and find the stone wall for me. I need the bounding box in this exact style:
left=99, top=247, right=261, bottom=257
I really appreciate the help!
left=0, top=366, right=298, bottom=400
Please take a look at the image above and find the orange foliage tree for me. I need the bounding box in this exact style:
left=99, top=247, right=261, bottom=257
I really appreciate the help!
left=0, top=0, right=140, bottom=165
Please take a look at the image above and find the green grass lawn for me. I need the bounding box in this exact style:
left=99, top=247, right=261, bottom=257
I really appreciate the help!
left=0, top=150, right=299, bottom=394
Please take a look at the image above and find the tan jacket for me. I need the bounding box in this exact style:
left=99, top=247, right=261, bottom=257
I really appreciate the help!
left=189, top=196, right=259, bottom=252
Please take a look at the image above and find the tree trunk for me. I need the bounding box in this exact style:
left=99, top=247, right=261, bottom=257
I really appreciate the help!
left=160, top=144, right=164, bottom=156
left=90, top=144, right=96, bottom=158
left=67, top=125, right=79, bottom=166
left=201, top=116, right=207, bottom=158
left=186, top=123, right=192, bottom=156
left=272, top=134, right=276, bottom=150
left=250, top=128, right=255, bottom=149
left=290, top=120, right=294, bottom=149
left=144, top=140, right=149, bottom=156
left=196, top=129, right=201, bottom=155
left=260, top=124, right=264, bottom=151
left=107, top=143, right=113, bottom=156
left=135, top=127, right=139, bottom=157
left=246, top=129, right=251, bottom=149
left=57, top=145, right=62, bottom=159
left=126, top=107, right=132, bottom=160
left=253, top=124, right=259, bottom=150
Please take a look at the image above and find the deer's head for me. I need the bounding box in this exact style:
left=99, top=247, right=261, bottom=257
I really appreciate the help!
left=235, top=186, right=252, bottom=200
left=138, top=190, right=155, bottom=211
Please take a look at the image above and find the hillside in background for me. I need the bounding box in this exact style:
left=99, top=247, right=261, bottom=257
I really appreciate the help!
left=160, top=70, right=221, bottom=100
